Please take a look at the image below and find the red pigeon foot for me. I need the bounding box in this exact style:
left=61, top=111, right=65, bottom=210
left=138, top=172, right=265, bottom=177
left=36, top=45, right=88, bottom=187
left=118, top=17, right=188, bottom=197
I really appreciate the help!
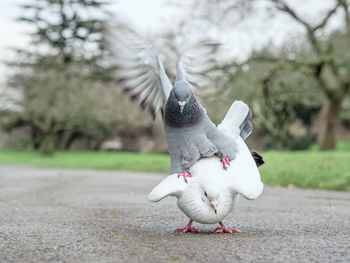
left=221, top=157, right=230, bottom=170
left=175, top=220, right=198, bottom=233
left=215, top=222, right=240, bottom=233
left=178, top=172, right=192, bottom=183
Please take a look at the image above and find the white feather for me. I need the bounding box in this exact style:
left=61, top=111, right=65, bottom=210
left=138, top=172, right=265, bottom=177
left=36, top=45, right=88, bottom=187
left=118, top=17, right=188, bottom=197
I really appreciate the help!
left=148, top=174, right=187, bottom=202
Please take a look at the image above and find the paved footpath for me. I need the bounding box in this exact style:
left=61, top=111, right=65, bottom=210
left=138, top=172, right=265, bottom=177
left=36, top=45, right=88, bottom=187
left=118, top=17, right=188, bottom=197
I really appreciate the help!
left=0, top=165, right=349, bottom=263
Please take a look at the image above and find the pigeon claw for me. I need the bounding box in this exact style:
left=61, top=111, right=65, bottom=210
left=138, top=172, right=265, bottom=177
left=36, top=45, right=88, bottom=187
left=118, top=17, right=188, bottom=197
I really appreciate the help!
left=215, top=227, right=240, bottom=233
left=215, top=222, right=240, bottom=233
left=175, top=219, right=198, bottom=233
left=178, top=172, right=192, bottom=183
left=221, top=157, right=230, bottom=170
left=175, top=226, right=199, bottom=233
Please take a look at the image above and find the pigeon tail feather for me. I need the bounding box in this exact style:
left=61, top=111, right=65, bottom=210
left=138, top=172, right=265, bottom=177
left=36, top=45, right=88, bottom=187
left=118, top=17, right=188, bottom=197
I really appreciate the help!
left=251, top=151, right=265, bottom=167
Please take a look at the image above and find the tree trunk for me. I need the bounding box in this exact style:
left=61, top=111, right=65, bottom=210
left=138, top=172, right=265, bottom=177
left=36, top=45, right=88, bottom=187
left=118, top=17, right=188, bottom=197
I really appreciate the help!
left=93, top=140, right=103, bottom=151
left=55, top=130, right=64, bottom=149
left=317, top=97, right=341, bottom=150
left=64, top=131, right=81, bottom=149
left=30, top=127, right=41, bottom=149
left=40, top=133, right=54, bottom=155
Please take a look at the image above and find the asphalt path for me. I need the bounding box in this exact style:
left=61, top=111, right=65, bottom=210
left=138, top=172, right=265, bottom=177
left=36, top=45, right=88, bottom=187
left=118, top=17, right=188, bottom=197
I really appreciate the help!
left=0, top=165, right=349, bottom=263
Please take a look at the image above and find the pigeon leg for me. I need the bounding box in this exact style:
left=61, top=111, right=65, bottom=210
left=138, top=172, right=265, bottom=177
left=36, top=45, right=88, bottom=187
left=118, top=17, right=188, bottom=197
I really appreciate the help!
left=215, top=222, right=240, bottom=233
left=178, top=172, right=192, bottom=183
left=215, top=152, right=230, bottom=170
left=221, top=157, right=230, bottom=170
left=175, top=219, right=198, bottom=233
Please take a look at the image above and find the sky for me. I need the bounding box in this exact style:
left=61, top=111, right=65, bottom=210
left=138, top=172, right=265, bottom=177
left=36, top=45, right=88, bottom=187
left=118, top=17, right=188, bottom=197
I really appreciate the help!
left=0, top=0, right=345, bottom=82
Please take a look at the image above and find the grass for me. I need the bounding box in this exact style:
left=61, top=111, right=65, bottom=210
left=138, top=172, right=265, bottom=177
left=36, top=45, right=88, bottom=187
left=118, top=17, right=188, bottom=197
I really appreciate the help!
left=0, top=146, right=349, bottom=191
left=309, top=139, right=350, bottom=152
left=0, top=150, right=170, bottom=173
left=259, top=151, right=350, bottom=191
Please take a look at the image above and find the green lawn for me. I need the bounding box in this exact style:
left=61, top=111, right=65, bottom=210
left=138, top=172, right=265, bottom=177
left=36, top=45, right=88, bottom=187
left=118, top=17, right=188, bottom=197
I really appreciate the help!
left=259, top=151, right=350, bottom=191
left=0, top=149, right=349, bottom=191
left=0, top=150, right=170, bottom=173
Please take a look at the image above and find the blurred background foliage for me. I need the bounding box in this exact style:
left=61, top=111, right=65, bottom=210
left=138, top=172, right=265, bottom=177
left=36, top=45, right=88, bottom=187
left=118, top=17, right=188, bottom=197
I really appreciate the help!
left=0, top=0, right=349, bottom=156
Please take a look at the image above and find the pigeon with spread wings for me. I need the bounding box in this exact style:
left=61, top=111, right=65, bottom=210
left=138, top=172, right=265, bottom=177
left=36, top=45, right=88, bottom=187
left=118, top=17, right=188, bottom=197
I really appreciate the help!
left=106, top=26, right=253, bottom=178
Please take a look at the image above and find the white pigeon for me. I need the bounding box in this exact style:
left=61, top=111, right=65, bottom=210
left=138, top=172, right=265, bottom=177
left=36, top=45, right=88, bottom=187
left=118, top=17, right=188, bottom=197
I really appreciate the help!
left=148, top=101, right=264, bottom=233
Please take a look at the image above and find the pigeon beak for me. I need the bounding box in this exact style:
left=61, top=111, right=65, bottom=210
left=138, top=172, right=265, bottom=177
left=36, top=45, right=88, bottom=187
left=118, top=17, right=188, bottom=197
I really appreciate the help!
left=178, top=101, right=186, bottom=113
left=211, top=202, right=217, bottom=215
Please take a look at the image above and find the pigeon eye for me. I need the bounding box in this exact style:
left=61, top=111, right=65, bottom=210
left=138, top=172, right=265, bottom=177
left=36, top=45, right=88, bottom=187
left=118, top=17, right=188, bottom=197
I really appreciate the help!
left=204, top=192, right=207, bottom=197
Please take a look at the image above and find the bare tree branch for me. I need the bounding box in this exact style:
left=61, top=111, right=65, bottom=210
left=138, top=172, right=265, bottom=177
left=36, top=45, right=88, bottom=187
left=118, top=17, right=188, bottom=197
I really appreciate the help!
left=248, top=54, right=319, bottom=71
left=271, top=0, right=313, bottom=31
left=311, top=62, right=334, bottom=99
left=313, top=1, right=341, bottom=31
left=247, top=53, right=335, bottom=97
left=338, top=0, right=350, bottom=31
left=270, top=0, right=341, bottom=55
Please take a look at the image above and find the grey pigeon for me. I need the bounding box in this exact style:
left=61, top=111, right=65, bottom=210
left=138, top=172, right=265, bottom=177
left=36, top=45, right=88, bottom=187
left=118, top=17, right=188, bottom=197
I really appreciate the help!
left=106, top=25, right=253, bottom=178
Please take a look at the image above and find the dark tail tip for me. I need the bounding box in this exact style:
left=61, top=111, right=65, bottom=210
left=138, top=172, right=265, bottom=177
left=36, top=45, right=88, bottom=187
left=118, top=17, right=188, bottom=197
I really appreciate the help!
left=251, top=150, right=264, bottom=167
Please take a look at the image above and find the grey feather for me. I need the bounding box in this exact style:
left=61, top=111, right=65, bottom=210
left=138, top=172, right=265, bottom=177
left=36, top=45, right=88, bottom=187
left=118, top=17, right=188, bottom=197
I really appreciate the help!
left=175, top=41, right=220, bottom=88
left=107, top=25, right=220, bottom=119
left=164, top=84, right=240, bottom=174
left=165, top=106, right=238, bottom=174
left=239, top=109, right=253, bottom=140
left=240, top=121, right=253, bottom=141
left=106, top=25, right=172, bottom=119
left=164, top=90, right=254, bottom=174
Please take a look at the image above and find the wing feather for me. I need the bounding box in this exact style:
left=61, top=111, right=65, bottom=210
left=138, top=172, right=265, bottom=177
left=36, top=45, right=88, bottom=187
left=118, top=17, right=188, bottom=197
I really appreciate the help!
left=148, top=174, right=188, bottom=202
left=106, top=25, right=173, bottom=119
left=176, top=41, right=220, bottom=88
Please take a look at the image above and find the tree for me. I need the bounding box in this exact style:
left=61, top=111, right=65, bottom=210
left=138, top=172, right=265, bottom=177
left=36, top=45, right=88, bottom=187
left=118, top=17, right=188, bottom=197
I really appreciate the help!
left=5, top=0, right=109, bottom=154
left=262, top=0, right=350, bottom=150
left=17, top=0, right=106, bottom=62
left=199, top=47, right=322, bottom=150
left=195, top=0, right=350, bottom=150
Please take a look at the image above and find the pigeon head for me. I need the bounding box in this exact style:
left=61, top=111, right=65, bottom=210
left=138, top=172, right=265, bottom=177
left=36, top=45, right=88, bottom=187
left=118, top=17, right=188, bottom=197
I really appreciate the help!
left=165, top=81, right=203, bottom=127
left=172, top=81, right=192, bottom=113
left=201, top=184, right=220, bottom=215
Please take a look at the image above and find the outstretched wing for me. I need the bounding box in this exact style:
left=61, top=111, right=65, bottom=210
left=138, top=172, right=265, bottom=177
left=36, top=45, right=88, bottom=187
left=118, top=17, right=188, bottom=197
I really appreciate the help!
left=148, top=174, right=189, bottom=202
left=106, top=25, right=173, bottom=119
left=175, top=41, right=220, bottom=88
